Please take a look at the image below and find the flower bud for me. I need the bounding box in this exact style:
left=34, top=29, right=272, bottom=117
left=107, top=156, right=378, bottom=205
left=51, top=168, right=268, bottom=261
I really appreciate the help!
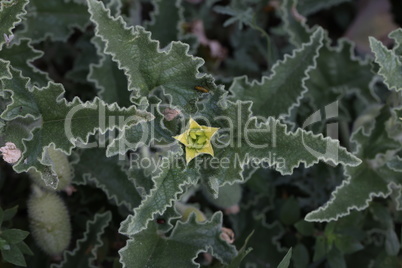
left=27, top=185, right=71, bottom=256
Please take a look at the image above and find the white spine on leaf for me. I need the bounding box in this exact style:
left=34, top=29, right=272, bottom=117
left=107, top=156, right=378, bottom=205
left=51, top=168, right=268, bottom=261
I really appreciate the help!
left=27, top=185, right=71, bottom=256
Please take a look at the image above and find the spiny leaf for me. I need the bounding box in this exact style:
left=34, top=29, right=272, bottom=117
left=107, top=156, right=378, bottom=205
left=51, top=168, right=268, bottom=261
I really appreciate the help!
left=0, top=0, right=29, bottom=48
left=73, top=147, right=141, bottom=210
left=229, top=28, right=324, bottom=118
left=305, top=37, right=376, bottom=109
left=51, top=211, right=112, bottom=268
left=370, top=30, right=402, bottom=92
left=21, top=0, right=90, bottom=42
left=197, top=101, right=361, bottom=187
left=305, top=160, right=392, bottom=222
left=5, top=79, right=153, bottom=187
left=87, top=0, right=224, bottom=114
left=16, top=82, right=151, bottom=157
left=0, top=39, right=50, bottom=87
left=305, top=106, right=401, bottom=221
left=119, top=212, right=237, bottom=267
left=1, top=68, right=40, bottom=120
left=119, top=154, right=199, bottom=236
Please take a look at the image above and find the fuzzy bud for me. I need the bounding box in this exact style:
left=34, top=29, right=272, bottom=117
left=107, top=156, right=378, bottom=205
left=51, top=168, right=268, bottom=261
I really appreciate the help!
left=27, top=185, right=71, bottom=256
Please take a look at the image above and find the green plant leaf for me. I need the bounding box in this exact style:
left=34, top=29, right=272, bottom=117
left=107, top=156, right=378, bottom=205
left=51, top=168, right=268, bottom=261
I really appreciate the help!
left=0, top=0, right=29, bottom=48
left=313, top=236, right=327, bottom=261
left=305, top=106, right=401, bottom=222
left=1, top=67, right=40, bottom=120
left=21, top=0, right=90, bottom=42
left=305, top=38, right=376, bottom=110
left=3, top=75, right=153, bottom=187
left=327, top=248, right=346, bottom=268
left=305, top=163, right=389, bottom=222
left=198, top=101, right=361, bottom=187
left=1, top=229, right=29, bottom=244
left=280, top=0, right=312, bottom=46
left=51, top=211, right=112, bottom=268
left=125, top=146, right=165, bottom=196
left=228, top=28, right=324, bottom=118
left=88, top=36, right=131, bottom=108
left=334, top=235, right=364, bottom=254
left=221, top=231, right=253, bottom=268
left=292, top=244, right=309, bottom=268
left=119, top=154, right=199, bottom=236
left=240, top=216, right=285, bottom=266
left=0, top=39, right=50, bottom=87
left=370, top=30, right=402, bottom=92
left=65, top=32, right=98, bottom=85
left=119, top=212, right=237, bottom=267
left=294, top=220, right=314, bottom=236
left=202, top=183, right=242, bottom=209
left=1, top=243, right=27, bottom=267
left=390, top=29, right=402, bottom=55
left=16, top=241, right=33, bottom=256
left=281, top=1, right=375, bottom=110
left=0, top=58, right=12, bottom=81
left=145, top=0, right=184, bottom=48
left=227, top=193, right=285, bottom=267
left=1, top=205, right=18, bottom=223
left=87, top=0, right=224, bottom=114
left=385, top=228, right=400, bottom=256
left=72, top=147, right=141, bottom=210
left=277, top=247, right=292, bottom=268
left=106, top=95, right=175, bottom=157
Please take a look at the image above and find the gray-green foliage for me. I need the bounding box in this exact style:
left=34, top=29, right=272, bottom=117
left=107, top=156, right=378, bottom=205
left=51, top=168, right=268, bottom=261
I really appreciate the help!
left=51, top=212, right=112, bottom=268
left=1, top=0, right=402, bottom=267
left=120, top=213, right=237, bottom=267
left=370, top=30, right=402, bottom=92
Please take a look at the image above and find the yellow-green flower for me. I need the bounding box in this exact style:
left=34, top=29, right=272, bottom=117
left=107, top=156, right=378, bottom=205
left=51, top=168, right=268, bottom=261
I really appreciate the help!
left=173, top=118, right=219, bottom=164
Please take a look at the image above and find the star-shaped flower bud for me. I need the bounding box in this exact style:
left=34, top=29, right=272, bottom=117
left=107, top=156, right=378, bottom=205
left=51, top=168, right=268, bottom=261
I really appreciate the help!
left=173, top=118, right=220, bottom=164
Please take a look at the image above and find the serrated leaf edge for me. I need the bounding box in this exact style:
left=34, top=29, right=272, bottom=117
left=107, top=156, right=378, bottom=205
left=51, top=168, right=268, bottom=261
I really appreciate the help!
left=51, top=211, right=112, bottom=268
left=119, top=155, right=199, bottom=236
left=228, top=27, right=324, bottom=118
left=87, top=0, right=219, bottom=101
left=72, top=150, right=137, bottom=210
left=369, top=35, right=402, bottom=92
left=0, top=0, right=29, bottom=48
left=304, top=174, right=395, bottom=222
left=20, top=0, right=90, bottom=43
